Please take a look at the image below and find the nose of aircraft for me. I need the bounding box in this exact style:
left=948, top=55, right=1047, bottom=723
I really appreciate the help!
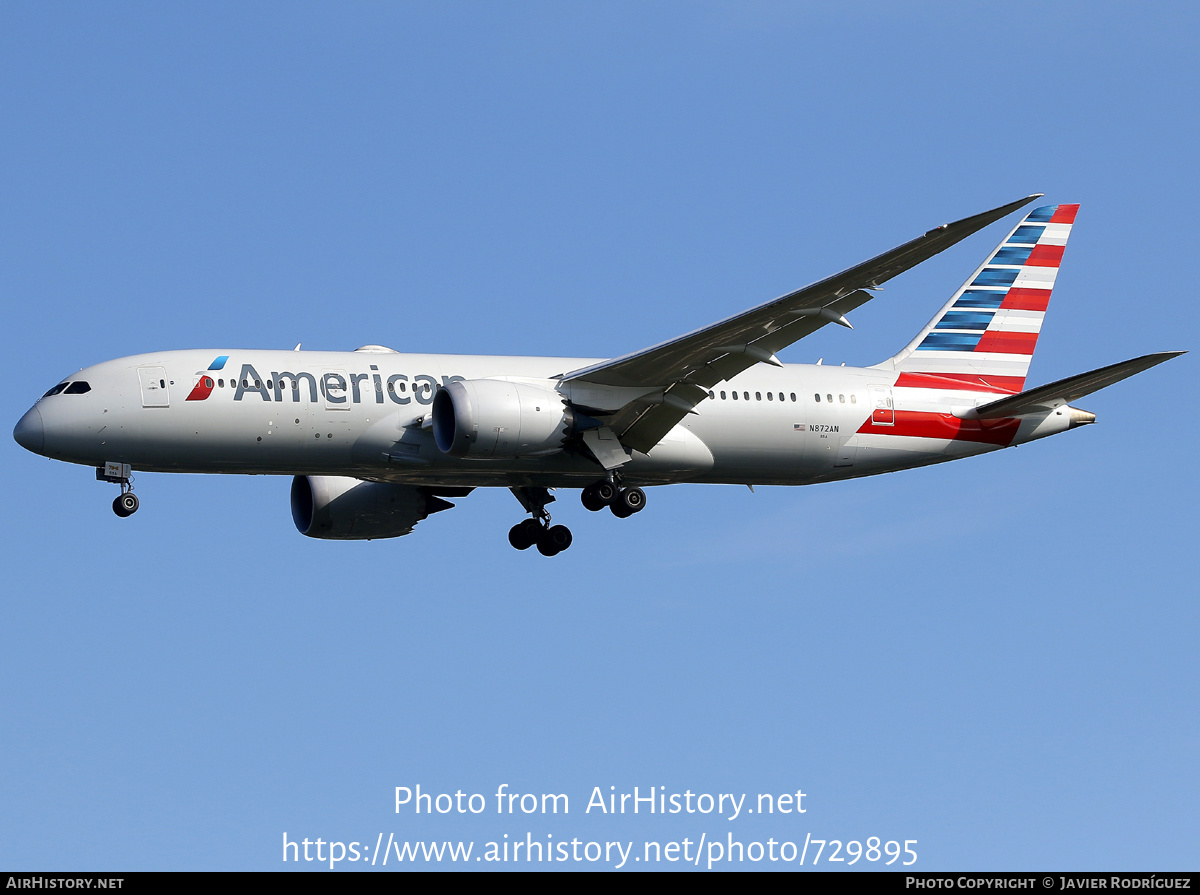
left=13, top=406, right=45, bottom=454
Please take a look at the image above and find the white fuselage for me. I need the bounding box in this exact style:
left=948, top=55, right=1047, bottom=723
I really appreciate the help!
left=24, top=348, right=1073, bottom=489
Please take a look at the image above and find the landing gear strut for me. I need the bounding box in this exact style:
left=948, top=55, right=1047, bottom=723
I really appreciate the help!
left=508, top=486, right=572, bottom=556
left=97, top=462, right=139, bottom=518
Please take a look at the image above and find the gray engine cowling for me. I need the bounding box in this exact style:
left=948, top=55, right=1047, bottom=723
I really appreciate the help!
left=290, top=475, right=449, bottom=540
left=432, top=379, right=573, bottom=459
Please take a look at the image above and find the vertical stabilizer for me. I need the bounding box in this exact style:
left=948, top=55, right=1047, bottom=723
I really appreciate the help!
left=878, top=204, right=1079, bottom=392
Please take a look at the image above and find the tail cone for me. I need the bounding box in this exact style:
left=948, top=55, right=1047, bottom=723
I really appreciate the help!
left=1068, top=407, right=1096, bottom=428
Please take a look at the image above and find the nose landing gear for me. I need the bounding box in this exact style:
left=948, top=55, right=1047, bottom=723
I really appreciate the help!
left=97, top=462, right=139, bottom=517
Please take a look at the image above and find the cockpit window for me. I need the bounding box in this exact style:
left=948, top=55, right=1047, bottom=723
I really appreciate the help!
left=64, top=381, right=92, bottom=394
left=42, top=383, right=69, bottom=398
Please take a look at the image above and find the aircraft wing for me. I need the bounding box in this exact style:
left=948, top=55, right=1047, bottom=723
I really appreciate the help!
left=563, top=194, right=1043, bottom=454
left=969, top=351, right=1185, bottom=419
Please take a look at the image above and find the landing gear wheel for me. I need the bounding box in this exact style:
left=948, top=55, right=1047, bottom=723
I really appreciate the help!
left=536, top=524, right=573, bottom=556
left=581, top=481, right=617, bottom=511
left=113, top=492, right=139, bottom=517
left=508, top=518, right=542, bottom=550
left=610, top=487, right=645, bottom=518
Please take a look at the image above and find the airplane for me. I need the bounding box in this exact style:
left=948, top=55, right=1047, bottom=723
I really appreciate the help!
left=12, top=194, right=1184, bottom=556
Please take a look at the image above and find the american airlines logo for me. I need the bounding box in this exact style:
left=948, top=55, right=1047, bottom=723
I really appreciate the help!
left=187, top=359, right=463, bottom=406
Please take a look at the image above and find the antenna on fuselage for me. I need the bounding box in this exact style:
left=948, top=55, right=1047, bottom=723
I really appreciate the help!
left=293, top=343, right=302, bottom=351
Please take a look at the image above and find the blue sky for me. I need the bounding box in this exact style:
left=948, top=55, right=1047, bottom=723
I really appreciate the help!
left=2, top=2, right=1197, bottom=871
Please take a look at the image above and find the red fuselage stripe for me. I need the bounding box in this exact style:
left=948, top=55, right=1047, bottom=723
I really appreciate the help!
left=857, top=410, right=1021, bottom=446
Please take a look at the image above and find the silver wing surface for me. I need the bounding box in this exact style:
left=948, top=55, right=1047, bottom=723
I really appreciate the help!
left=563, top=194, right=1043, bottom=454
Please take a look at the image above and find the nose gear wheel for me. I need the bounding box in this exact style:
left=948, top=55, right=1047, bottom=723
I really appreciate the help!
left=113, top=492, right=139, bottom=517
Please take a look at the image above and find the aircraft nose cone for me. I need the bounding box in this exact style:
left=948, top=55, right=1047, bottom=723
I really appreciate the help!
left=13, top=406, right=44, bottom=454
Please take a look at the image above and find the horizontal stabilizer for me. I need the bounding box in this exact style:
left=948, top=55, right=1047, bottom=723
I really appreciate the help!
left=970, top=351, right=1185, bottom=419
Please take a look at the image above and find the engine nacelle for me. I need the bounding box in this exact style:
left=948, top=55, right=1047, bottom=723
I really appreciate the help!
left=432, top=379, right=573, bottom=458
left=290, top=475, right=444, bottom=540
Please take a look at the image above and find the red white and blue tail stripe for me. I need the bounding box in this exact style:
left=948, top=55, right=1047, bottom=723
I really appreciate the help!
left=880, top=204, right=1079, bottom=393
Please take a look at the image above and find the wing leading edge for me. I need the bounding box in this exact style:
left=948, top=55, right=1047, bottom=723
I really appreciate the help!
left=564, top=194, right=1044, bottom=454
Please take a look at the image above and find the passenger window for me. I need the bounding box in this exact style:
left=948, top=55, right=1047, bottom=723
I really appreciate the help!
left=743, top=392, right=749, bottom=401
left=218, top=379, right=224, bottom=387
left=732, top=391, right=738, bottom=400
left=851, top=394, right=857, bottom=404
left=720, top=391, right=726, bottom=400
left=826, top=394, right=833, bottom=403
left=708, top=390, right=714, bottom=399
left=767, top=392, right=773, bottom=401
left=790, top=393, right=796, bottom=402
left=839, top=394, right=845, bottom=403
left=160, top=379, right=166, bottom=389
left=755, top=392, right=761, bottom=401
left=814, top=394, right=820, bottom=402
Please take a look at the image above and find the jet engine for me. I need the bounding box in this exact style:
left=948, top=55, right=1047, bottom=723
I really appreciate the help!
left=432, top=379, right=574, bottom=459
left=290, top=476, right=452, bottom=540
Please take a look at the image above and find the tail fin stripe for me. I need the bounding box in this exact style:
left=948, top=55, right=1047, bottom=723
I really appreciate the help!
left=1033, top=223, right=1072, bottom=245
left=991, top=246, right=1035, bottom=265
left=972, top=268, right=1020, bottom=287
left=975, top=331, right=1038, bottom=354
left=1000, top=288, right=1051, bottom=311
left=894, top=371, right=1025, bottom=393
left=1011, top=265, right=1057, bottom=288
left=986, top=309, right=1044, bottom=331
left=1009, top=225, right=1046, bottom=243
left=918, top=332, right=984, bottom=351
left=880, top=202, right=1080, bottom=389
left=936, top=311, right=995, bottom=330
left=1049, top=205, right=1079, bottom=224
left=1026, top=244, right=1065, bottom=266
left=954, top=289, right=1007, bottom=309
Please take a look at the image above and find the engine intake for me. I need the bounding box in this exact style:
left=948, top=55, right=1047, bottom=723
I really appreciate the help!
left=432, top=379, right=574, bottom=459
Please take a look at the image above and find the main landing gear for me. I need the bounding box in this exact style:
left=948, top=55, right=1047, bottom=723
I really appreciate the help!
left=97, top=462, right=139, bottom=517
left=507, top=476, right=647, bottom=556
left=508, top=486, right=573, bottom=556
left=581, top=478, right=646, bottom=518
left=508, top=517, right=573, bottom=556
